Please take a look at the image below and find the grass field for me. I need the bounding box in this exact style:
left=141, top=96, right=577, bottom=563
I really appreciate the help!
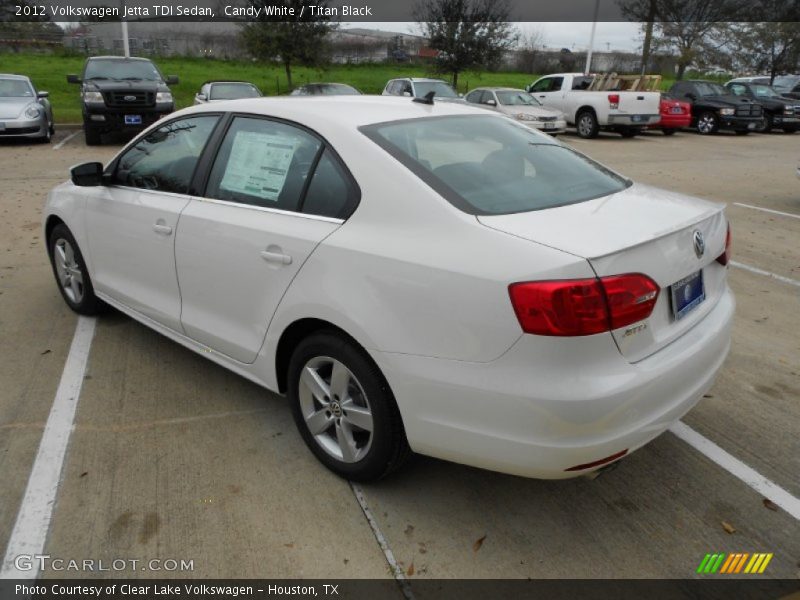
left=5, top=52, right=680, bottom=124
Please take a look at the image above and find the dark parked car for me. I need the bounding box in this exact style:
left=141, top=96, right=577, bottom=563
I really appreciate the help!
left=725, top=81, right=799, bottom=133
left=772, top=75, right=800, bottom=100
left=67, top=56, right=178, bottom=146
left=289, top=83, right=361, bottom=96
left=669, top=80, right=763, bottom=135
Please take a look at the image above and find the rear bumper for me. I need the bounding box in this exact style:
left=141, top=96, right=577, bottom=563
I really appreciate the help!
left=650, top=113, right=691, bottom=129
left=376, top=286, right=735, bottom=479
left=607, top=114, right=660, bottom=126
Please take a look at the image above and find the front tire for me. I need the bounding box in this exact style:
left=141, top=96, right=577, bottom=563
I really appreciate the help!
left=696, top=111, right=719, bottom=134
left=755, top=113, right=773, bottom=133
left=48, top=224, right=104, bottom=315
left=84, top=124, right=101, bottom=146
left=576, top=110, right=599, bottom=139
left=287, top=331, right=411, bottom=481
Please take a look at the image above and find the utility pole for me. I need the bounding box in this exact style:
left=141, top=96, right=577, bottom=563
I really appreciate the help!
left=584, top=0, right=600, bottom=74
left=120, top=0, right=130, bottom=57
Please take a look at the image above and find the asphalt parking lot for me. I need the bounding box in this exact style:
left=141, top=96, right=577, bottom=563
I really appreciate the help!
left=0, top=127, right=798, bottom=584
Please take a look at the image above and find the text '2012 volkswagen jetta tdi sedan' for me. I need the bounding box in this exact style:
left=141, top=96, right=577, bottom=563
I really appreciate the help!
left=44, top=97, right=734, bottom=481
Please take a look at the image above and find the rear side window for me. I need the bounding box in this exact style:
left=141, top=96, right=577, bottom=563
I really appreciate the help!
left=361, top=115, right=629, bottom=216
left=301, top=149, right=358, bottom=219
left=113, top=115, right=219, bottom=193
left=205, top=117, right=322, bottom=211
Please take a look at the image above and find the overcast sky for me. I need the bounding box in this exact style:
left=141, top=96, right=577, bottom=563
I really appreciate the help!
left=346, top=22, right=644, bottom=53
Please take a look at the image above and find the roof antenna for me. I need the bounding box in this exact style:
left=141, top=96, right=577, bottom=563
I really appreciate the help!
left=414, top=91, right=436, bottom=105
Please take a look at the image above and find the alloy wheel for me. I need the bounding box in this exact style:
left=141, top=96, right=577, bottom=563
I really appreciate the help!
left=578, top=114, right=594, bottom=137
left=298, top=356, right=374, bottom=463
left=53, top=238, right=84, bottom=303
left=698, top=114, right=716, bottom=134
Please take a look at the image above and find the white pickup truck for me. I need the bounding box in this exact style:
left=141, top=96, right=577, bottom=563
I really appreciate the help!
left=526, top=73, right=661, bottom=138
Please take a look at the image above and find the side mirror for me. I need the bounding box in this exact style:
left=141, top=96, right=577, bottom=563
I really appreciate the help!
left=485, top=99, right=497, bottom=106
left=71, top=162, right=104, bottom=187
left=37, top=91, right=49, bottom=99
left=196, top=93, right=207, bottom=101
left=166, top=75, right=179, bottom=85
left=67, top=74, right=80, bottom=84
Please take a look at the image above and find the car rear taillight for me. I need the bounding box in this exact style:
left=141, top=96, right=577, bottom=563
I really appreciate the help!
left=608, top=93, right=620, bottom=109
left=717, top=222, right=732, bottom=265
left=508, top=274, right=660, bottom=337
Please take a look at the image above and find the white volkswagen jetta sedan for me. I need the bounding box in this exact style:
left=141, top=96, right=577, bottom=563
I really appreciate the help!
left=44, top=97, right=734, bottom=481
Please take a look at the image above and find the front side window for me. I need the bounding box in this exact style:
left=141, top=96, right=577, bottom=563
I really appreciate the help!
left=361, top=115, right=629, bottom=216
left=113, top=115, right=220, bottom=193
left=496, top=91, right=541, bottom=106
left=465, top=90, right=483, bottom=104
left=205, top=117, right=322, bottom=212
left=728, top=84, right=746, bottom=96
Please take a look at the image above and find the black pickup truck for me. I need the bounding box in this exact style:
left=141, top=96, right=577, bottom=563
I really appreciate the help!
left=67, top=56, right=178, bottom=145
left=725, top=81, right=800, bottom=133
left=668, top=80, right=763, bottom=135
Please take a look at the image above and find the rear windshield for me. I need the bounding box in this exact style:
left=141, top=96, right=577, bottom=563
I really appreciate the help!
left=414, top=81, right=458, bottom=98
left=361, top=115, right=629, bottom=215
left=84, top=59, right=162, bottom=81
left=210, top=83, right=261, bottom=99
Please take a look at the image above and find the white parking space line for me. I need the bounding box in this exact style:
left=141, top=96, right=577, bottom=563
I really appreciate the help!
left=0, top=316, right=96, bottom=579
left=670, top=421, right=800, bottom=521
left=733, top=202, right=800, bottom=220
left=349, top=482, right=414, bottom=599
left=730, top=261, right=800, bottom=288
left=52, top=131, right=79, bottom=151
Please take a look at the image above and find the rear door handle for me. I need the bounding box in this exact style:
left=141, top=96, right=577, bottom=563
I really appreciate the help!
left=153, top=223, right=173, bottom=235
left=260, top=250, right=292, bottom=265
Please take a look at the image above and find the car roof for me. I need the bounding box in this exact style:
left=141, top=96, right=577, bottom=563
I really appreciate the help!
left=470, top=87, right=526, bottom=92
left=205, top=81, right=258, bottom=86
left=175, top=95, right=497, bottom=129
left=391, top=78, right=448, bottom=83
left=301, top=83, right=356, bottom=87
left=0, top=74, right=31, bottom=81
left=86, top=56, right=152, bottom=62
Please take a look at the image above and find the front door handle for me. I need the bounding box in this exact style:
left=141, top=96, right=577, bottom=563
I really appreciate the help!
left=153, top=222, right=173, bottom=235
left=260, top=250, right=292, bottom=265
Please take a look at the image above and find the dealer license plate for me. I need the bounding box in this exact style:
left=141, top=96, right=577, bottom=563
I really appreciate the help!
left=544, top=122, right=555, bottom=129
left=670, top=270, right=705, bottom=320
left=125, top=115, right=142, bottom=125
left=670, top=107, right=682, bottom=114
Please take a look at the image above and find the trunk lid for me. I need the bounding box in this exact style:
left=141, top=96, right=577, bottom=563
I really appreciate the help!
left=478, top=183, right=729, bottom=362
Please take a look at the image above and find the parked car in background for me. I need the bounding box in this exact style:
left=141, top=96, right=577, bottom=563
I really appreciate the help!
left=726, top=76, right=771, bottom=86
left=44, top=97, right=734, bottom=482
left=668, top=80, right=763, bottom=135
left=382, top=78, right=464, bottom=103
left=195, top=81, right=261, bottom=104
left=772, top=75, right=800, bottom=100
left=289, top=83, right=361, bottom=96
left=647, top=95, right=691, bottom=135
left=0, top=74, right=54, bottom=143
left=67, top=56, right=178, bottom=146
left=724, top=81, right=799, bottom=133
left=526, top=73, right=661, bottom=138
left=465, top=87, right=566, bottom=135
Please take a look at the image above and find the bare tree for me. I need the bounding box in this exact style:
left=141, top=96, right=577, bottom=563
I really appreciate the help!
left=240, top=0, right=336, bottom=89
left=718, top=20, right=800, bottom=82
left=515, top=27, right=546, bottom=74
left=414, top=0, right=518, bottom=89
left=617, top=0, right=748, bottom=79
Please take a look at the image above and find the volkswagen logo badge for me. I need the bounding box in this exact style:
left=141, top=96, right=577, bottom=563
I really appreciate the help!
left=692, top=230, right=705, bottom=259
left=124, top=95, right=137, bottom=101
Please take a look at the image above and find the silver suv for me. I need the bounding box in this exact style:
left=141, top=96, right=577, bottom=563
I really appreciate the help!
left=381, top=78, right=464, bottom=102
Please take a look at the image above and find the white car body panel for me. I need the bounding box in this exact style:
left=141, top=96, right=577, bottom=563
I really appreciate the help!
left=175, top=199, right=341, bottom=363
left=85, top=185, right=189, bottom=331
left=529, top=72, right=661, bottom=127
left=44, top=96, right=733, bottom=478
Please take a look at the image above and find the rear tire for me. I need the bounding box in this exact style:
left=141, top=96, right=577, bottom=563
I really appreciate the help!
left=84, top=125, right=101, bottom=146
left=287, top=331, right=411, bottom=482
left=48, top=224, right=104, bottom=315
left=575, top=110, right=599, bottom=139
